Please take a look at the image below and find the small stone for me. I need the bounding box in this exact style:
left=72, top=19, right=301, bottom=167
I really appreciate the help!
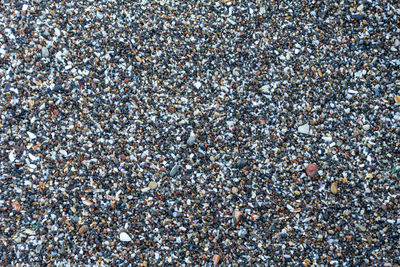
left=12, top=201, right=21, bottom=212
left=351, top=14, right=364, bottom=20
left=305, top=164, right=318, bottom=177
left=149, top=181, right=158, bottom=189
left=119, top=232, right=132, bottom=242
left=82, top=199, right=94, bottom=206
left=233, top=210, right=242, bottom=226
left=322, top=136, right=333, bottom=142
left=237, top=158, right=247, bottom=169
left=294, top=190, right=301, bottom=196
left=298, top=124, right=310, bottom=135
left=141, top=187, right=150, bottom=193
left=212, top=254, right=221, bottom=266
left=9, top=150, right=16, bottom=162
left=231, top=187, right=239, bottom=194
left=260, top=84, right=270, bottom=92
left=395, top=95, right=400, bottom=103
left=187, top=132, right=196, bottom=146
left=25, top=228, right=34, bottom=235
left=135, top=55, right=143, bottom=62
left=41, top=47, right=49, bottom=58
left=78, top=225, right=88, bottom=234
left=170, top=164, right=179, bottom=177
left=363, top=125, right=370, bottom=131
left=330, top=182, right=338, bottom=194
left=27, top=131, right=36, bottom=140
left=193, top=81, right=202, bottom=89
left=359, top=225, right=366, bottom=232
left=348, top=89, right=358, bottom=94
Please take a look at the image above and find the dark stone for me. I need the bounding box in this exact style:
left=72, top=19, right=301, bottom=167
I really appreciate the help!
left=237, top=158, right=247, bottom=169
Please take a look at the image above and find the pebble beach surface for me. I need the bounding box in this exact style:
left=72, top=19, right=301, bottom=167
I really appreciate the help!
left=1, top=0, right=399, bottom=266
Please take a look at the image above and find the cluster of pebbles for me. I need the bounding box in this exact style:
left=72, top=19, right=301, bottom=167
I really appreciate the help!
left=1, top=0, right=399, bottom=266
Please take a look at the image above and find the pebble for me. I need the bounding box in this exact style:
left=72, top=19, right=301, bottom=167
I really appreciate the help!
left=119, top=232, right=132, bottom=242
left=149, top=181, right=158, bottom=189
left=11, top=202, right=21, bottom=212
left=78, top=225, right=88, bottom=235
left=363, top=125, right=370, bottom=131
left=359, top=226, right=366, bottom=232
left=233, top=210, right=242, bottom=226
left=306, top=164, right=318, bottom=177
left=231, top=187, right=239, bottom=194
left=322, top=136, right=333, bottom=142
left=298, top=124, right=310, bottom=135
left=212, top=254, right=221, bottom=266
left=187, top=132, right=196, bottom=146
left=41, top=47, right=49, bottom=58
left=330, top=182, right=338, bottom=195
left=237, top=158, right=247, bottom=169
left=170, top=164, right=179, bottom=177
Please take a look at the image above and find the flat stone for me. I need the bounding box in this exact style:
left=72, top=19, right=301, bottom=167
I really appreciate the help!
left=193, top=81, right=202, bottom=89
left=41, top=47, right=49, bottom=58
left=27, top=131, right=36, bottom=140
left=395, top=95, right=400, bottom=103
left=170, top=164, right=179, bottom=177
left=231, top=187, right=239, bottom=194
left=213, top=255, right=221, bottom=266
left=363, top=125, right=370, bottom=131
left=119, top=232, right=132, bottom=242
left=237, top=158, right=247, bottom=169
left=322, top=136, right=333, bottom=142
left=331, top=182, right=338, bottom=194
left=78, top=225, right=88, bottom=234
left=233, top=210, right=242, bottom=226
left=149, top=181, right=158, bottom=189
left=306, top=164, right=318, bottom=177
left=298, top=124, right=310, bottom=135
left=260, top=84, right=270, bottom=92
left=351, top=14, right=364, bottom=20
left=187, top=132, right=196, bottom=145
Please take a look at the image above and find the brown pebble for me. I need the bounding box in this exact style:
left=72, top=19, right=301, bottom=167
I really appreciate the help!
left=12, top=202, right=21, bottom=212
left=233, top=210, right=242, bottom=226
left=331, top=182, right=338, bottom=194
left=306, top=164, right=318, bottom=177
left=212, top=254, right=220, bottom=266
left=78, top=225, right=88, bottom=234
